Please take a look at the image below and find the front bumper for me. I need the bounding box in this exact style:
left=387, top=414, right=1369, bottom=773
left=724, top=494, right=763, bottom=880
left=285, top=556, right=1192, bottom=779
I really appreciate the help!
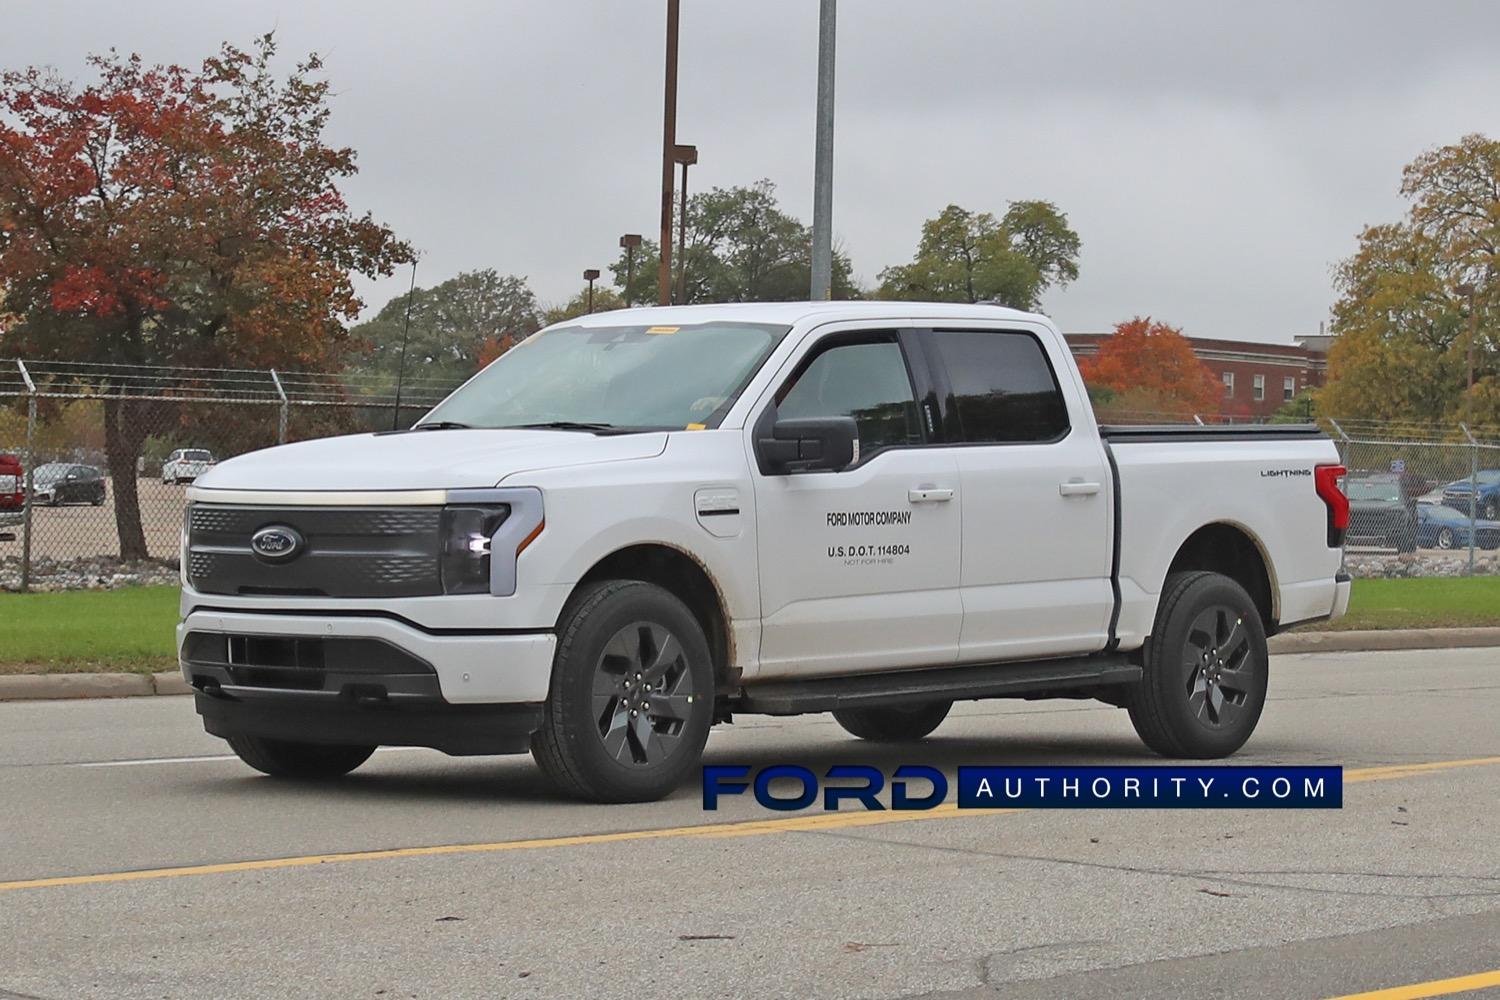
left=178, top=610, right=556, bottom=755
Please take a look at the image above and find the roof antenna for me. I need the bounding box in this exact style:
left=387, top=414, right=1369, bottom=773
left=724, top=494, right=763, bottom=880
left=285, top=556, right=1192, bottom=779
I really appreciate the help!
left=391, top=259, right=418, bottom=431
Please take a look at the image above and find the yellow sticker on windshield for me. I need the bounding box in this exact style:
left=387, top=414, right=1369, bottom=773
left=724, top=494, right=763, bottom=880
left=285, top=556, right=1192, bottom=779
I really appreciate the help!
left=685, top=422, right=706, bottom=431
left=646, top=326, right=680, bottom=335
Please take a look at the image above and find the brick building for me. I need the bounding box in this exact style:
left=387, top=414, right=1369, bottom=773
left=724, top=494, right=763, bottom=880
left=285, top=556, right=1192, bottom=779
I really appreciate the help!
left=1064, top=332, right=1330, bottom=419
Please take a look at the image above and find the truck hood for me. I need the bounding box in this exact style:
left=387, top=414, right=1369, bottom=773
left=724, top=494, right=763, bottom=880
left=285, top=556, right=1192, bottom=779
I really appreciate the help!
left=194, top=429, right=669, bottom=493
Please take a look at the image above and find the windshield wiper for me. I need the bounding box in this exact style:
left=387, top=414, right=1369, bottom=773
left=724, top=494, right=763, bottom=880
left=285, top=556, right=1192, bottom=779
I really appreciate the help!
left=507, top=421, right=621, bottom=433
left=411, top=421, right=474, bottom=431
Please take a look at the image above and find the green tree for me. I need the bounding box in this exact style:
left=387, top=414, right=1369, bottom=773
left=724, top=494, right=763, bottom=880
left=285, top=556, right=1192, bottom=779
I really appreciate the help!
left=1322, top=134, right=1497, bottom=424
left=610, top=180, right=856, bottom=305
left=542, top=285, right=626, bottom=326
left=877, top=202, right=1080, bottom=308
left=351, top=269, right=541, bottom=381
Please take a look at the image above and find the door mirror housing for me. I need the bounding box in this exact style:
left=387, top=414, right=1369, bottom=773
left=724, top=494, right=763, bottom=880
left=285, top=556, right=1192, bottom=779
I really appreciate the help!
left=757, top=416, right=858, bottom=474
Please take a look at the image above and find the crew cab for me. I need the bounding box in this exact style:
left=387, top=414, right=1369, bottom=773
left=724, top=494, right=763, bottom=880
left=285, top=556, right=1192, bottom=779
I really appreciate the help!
left=178, top=302, right=1351, bottom=802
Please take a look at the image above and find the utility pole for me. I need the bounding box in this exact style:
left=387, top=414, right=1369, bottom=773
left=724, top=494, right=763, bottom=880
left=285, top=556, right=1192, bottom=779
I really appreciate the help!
left=658, top=0, right=681, bottom=306
left=619, top=234, right=642, bottom=306
left=809, top=0, right=837, bottom=300
left=1456, top=283, right=1479, bottom=417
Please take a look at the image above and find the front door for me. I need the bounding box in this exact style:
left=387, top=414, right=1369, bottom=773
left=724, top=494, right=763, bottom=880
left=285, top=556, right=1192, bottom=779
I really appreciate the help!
left=750, top=328, right=962, bottom=679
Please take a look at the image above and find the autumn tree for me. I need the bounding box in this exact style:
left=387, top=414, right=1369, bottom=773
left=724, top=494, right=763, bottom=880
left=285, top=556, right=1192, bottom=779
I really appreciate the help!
left=0, top=36, right=412, bottom=557
left=876, top=201, right=1080, bottom=308
left=610, top=180, right=856, bottom=305
left=1322, top=134, right=1497, bottom=424
left=351, top=269, right=541, bottom=382
left=1078, top=317, right=1221, bottom=419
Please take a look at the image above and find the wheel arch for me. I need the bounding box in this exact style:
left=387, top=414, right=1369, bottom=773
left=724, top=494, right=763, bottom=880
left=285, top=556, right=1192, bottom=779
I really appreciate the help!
left=572, top=542, right=735, bottom=692
left=1163, top=521, right=1278, bottom=633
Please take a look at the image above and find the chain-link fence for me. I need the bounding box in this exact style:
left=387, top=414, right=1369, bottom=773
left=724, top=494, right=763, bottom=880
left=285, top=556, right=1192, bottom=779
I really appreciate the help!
left=1, top=359, right=464, bottom=591
left=5, top=358, right=1500, bottom=589
left=1327, top=419, right=1500, bottom=579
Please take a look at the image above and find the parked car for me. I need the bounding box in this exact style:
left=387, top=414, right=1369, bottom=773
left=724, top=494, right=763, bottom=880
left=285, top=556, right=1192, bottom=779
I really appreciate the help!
left=178, top=301, right=1350, bottom=802
left=1440, top=469, right=1500, bottom=521
left=1416, top=503, right=1500, bottom=550
left=1346, top=474, right=1416, bottom=551
left=31, top=463, right=107, bottom=506
left=162, top=449, right=217, bottom=484
left=0, top=452, right=22, bottom=513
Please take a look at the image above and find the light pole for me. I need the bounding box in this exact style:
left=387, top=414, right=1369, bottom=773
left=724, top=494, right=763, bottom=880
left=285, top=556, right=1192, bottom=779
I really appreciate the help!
left=1456, top=283, right=1479, bottom=411
left=584, top=269, right=600, bottom=314
left=619, top=234, right=642, bottom=306
left=658, top=0, right=681, bottom=306
left=809, top=0, right=837, bottom=300
left=672, top=144, right=697, bottom=304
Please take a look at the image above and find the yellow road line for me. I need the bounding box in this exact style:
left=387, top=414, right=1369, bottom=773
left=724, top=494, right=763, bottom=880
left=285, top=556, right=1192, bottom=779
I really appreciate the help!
left=2, top=755, right=1496, bottom=894
left=1325, top=968, right=1500, bottom=999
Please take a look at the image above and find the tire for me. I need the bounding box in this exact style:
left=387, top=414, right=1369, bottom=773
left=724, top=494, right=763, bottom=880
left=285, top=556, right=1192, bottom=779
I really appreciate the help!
left=833, top=701, right=952, bottom=742
left=1437, top=527, right=1456, bottom=550
left=1485, top=500, right=1498, bottom=521
left=531, top=579, right=715, bottom=803
left=1127, top=571, right=1269, bottom=759
left=225, top=733, right=375, bottom=779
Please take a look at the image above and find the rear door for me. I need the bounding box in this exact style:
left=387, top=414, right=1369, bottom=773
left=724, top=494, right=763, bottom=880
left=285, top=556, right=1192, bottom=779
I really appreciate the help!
left=749, top=325, right=963, bottom=679
left=921, top=325, right=1114, bottom=661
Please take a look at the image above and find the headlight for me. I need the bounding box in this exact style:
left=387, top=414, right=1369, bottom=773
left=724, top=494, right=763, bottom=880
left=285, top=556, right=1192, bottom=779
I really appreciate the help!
left=440, top=504, right=511, bottom=594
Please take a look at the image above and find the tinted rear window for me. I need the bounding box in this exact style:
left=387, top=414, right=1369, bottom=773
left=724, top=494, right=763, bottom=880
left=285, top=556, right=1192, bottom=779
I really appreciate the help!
left=930, top=330, right=1069, bottom=443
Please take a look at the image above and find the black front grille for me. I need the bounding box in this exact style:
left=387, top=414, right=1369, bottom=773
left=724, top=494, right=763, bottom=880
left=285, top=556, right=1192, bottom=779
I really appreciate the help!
left=187, top=504, right=450, bottom=598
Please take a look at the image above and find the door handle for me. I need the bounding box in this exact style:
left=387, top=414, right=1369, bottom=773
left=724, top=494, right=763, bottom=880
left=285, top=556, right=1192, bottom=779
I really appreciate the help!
left=1059, top=481, right=1102, bottom=497
left=908, top=487, right=954, bottom=503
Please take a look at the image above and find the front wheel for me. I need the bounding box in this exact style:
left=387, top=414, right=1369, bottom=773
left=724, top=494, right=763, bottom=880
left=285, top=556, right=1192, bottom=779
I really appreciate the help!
left=833, top=701, right=951, bottom=742
left=1127, top=571, right=1268, bottom=759
left=1485, top=499, right=1498, bottom=521
left=531, top=580, right=715, bottom=803
left=1437, top=527, right=1456, bottom=550
left=225, top=734, right=375, bottom=778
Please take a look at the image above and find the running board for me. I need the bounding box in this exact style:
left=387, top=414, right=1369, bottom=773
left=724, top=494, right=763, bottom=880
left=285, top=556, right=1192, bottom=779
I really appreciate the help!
left=735, top=654, right=1140, bottom=716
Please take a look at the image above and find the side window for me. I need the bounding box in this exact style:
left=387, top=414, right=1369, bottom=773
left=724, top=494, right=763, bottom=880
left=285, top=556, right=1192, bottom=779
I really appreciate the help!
left=777, top=337, right=922, bottom=455
left=929, top=330, right=1069, bottom=443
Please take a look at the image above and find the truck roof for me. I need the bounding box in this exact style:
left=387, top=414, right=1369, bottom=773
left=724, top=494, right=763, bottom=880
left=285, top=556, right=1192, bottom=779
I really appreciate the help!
left=554, top=300, right=1046, bottom=329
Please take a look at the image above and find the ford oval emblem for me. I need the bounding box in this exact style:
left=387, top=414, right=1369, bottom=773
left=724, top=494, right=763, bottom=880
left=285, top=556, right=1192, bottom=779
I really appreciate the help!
left=250, top=525, right=304, bottom=562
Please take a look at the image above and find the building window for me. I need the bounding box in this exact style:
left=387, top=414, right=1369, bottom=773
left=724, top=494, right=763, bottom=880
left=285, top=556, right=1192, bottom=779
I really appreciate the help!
left=1222, top=372, right=1234, bottom=397
left=1283, top=376, right=1296, bottom=402
left=1253, top=374, right=1265, bottom=401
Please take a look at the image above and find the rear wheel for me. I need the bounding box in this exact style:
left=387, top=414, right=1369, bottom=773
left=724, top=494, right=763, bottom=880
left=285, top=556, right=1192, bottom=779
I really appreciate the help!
left=225, top=734, right=375, bottom=778
left=833, top=701, right=951, bottom=742
left=531, top=580, right=714, bottom=803
left=1437, top=527, right=1456, bottom=549
left=1127, top=571, right=1268, bottom=759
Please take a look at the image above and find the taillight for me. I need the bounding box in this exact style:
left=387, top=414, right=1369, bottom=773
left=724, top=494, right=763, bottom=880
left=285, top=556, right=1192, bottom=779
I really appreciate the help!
left=1315, top=464, right=1348, bottom=547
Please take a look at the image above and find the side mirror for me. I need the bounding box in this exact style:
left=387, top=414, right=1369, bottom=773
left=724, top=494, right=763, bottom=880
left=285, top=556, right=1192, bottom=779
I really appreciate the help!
left=757, top=416, right=858, bottom=474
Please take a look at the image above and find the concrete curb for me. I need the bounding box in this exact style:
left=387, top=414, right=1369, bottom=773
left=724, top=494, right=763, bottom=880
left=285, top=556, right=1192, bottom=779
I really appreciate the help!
left=1269, top=627, right=1500, bottom=655
left=2, top=628, right=1498, bottom=701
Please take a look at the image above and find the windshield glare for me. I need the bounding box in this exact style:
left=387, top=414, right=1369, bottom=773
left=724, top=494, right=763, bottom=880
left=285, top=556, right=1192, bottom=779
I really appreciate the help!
left=422, top=322, right=789, bottom=430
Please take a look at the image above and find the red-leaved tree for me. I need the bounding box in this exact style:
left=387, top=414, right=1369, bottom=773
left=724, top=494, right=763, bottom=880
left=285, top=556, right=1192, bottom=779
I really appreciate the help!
left=1078, top=317, right=1221, bottom=419
left=0, top=35, right=413, bottom=557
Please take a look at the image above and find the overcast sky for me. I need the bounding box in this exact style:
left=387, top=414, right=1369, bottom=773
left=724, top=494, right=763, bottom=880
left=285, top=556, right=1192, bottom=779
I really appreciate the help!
left=5, top=1, right=1499, bottom=343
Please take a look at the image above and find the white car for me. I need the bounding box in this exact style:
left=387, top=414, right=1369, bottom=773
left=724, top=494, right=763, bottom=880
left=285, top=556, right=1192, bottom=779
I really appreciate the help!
left=162, top=449, right=216, bottom=485
left=178, top=302, right=1350, bottom=801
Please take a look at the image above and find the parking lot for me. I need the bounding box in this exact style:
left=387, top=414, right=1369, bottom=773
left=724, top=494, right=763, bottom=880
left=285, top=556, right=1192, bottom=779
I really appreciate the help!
left=13, top=477, right=190, bottom=562
left=1, top=646, right=1497, bottom=999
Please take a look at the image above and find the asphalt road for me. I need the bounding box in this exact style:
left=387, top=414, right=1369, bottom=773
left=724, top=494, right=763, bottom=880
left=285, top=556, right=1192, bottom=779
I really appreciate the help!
left=1, top=648, right=1497, bottom=1000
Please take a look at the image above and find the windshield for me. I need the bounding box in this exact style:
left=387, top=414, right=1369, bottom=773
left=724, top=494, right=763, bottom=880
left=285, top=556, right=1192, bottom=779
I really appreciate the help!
left=421, top=321, right=789, bottom=431
left=1348, top=480, right=1401, bottom=501
left=34, top=463, right=70, bottom=483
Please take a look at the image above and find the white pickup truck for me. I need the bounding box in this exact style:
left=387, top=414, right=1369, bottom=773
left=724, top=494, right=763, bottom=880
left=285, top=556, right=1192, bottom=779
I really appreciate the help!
left=179, top=302, right=1351, bottom=801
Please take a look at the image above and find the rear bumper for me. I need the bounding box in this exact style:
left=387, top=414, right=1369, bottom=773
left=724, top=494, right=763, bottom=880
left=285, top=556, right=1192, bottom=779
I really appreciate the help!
left=1331, top=571, right=1352, bottom=621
